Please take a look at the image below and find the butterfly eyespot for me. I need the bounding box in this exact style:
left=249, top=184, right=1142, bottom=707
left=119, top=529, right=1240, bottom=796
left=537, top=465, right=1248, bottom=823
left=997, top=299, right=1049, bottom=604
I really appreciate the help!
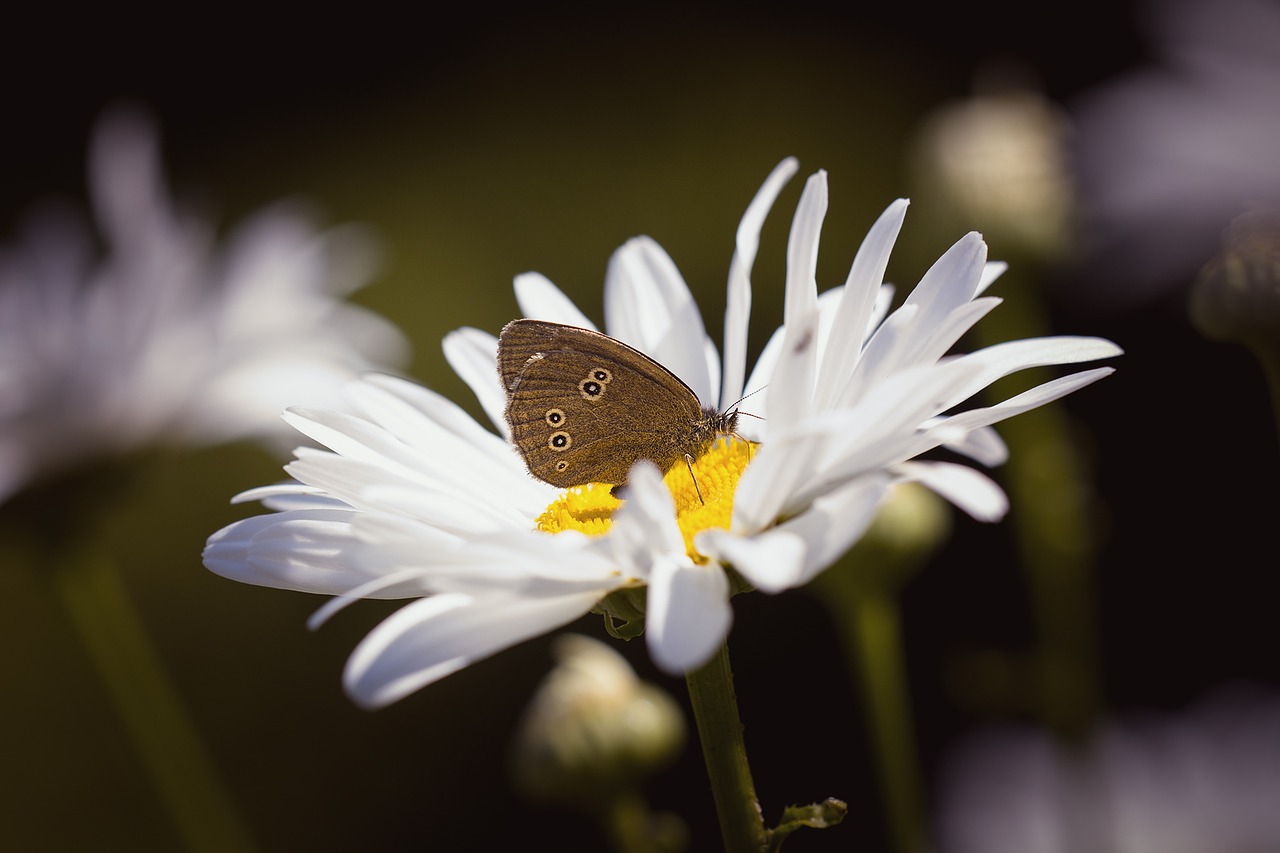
left=591, top=368, right=613, bottom=384
left=579, top=378, right=605, bottom=399
left=548, top=430, right=572, bottom=451
left=555, top=461, right=569, bottom=472
left=545, top=408, right=565, bottom=426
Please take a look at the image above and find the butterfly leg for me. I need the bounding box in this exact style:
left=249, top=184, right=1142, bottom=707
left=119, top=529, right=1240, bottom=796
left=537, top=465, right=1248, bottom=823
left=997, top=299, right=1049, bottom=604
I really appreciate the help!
left=684, top=454, right=705, bottom=505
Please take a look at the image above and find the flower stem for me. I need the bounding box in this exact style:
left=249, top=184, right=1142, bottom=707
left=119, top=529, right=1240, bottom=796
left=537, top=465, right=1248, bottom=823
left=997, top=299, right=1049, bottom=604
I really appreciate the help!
left=52, top=549, right=257, bottom=853
left=972, top=265, right=1103, bottom=737
left=685, top=642, right=768, bottom=853
left=1247, top=335, right=1280, bottom=446
left=847, top=593, right=926, bottom=853
left=816, top=559, right=927, bottom=853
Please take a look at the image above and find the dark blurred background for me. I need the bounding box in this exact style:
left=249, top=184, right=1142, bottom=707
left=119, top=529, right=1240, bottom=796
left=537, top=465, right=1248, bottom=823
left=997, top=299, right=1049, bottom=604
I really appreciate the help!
left=3, top=2, right=1277, bottom=851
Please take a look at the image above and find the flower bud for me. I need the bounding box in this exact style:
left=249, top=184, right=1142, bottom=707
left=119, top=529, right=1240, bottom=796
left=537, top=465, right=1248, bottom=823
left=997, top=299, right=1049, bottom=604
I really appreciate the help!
left=911, top=75, right=1074, bottom=263
left=1191, top=208, right=1280, bottom=347
left=510, top=634, right=685, bottom=807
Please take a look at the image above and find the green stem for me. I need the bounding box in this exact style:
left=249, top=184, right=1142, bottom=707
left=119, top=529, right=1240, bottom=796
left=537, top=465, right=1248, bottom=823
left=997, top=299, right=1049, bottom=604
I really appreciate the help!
left=816, top=566, right=926, bottom=853
left=972, top=266, right=1103, bottom=737
left=850, top=593, right=926, bottom=853
left=1246, top=335, right=1280, bottom=446
left=685, top=642, right=768, bottom=853
left=52, top=550, right=257, bottom=853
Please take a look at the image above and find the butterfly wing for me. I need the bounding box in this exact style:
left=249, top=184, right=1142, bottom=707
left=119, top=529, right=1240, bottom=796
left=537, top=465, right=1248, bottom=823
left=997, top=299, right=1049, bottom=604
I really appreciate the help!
left=498, top=319, right=706, bottom=487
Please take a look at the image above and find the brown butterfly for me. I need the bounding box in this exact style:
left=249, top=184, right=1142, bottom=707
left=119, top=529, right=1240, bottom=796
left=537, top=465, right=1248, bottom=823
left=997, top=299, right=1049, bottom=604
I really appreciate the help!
left=497, top=319, right=738, bottom=494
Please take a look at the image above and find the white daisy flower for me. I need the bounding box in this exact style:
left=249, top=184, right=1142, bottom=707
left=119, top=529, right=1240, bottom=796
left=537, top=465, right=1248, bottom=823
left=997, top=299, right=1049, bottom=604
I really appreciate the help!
left=204, top=158, right=1120, bottom=709
left=1071, top=0, right=1280, bottom=307
left=0, top=106, right=409, bottom=504
left=936, top=686, right=1280, bottom=853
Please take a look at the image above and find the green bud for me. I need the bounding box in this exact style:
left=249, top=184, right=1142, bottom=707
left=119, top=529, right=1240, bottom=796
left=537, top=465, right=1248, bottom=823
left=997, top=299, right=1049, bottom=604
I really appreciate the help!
left=1191, top=208, right=1280, bottom=347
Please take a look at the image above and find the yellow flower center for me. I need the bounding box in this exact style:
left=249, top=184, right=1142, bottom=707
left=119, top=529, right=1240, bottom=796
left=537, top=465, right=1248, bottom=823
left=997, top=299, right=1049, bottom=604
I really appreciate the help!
left=535, top=438, right=755, bottom=563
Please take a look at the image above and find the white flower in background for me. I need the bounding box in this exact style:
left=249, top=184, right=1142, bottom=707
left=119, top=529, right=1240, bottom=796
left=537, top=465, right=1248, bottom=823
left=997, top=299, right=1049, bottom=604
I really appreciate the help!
left=204, top=157, right=1120, bottom=708
left=0, top=106, right=409, bottom=504
left=911, top=74, right=1075, bottom=261
left=935, top=685, right=1280, bottom=853
left=1070, top=0, right=1280, bottom=308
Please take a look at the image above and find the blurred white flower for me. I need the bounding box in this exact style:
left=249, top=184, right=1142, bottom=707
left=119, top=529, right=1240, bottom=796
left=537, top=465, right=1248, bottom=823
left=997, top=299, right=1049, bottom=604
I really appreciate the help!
left=0, top=106, right=409, bottom=503
left=912, top=76, right=1075, bottom=261
left=1071, top=0, right=1280, bottom=308
left=935, top=685, right=1280, bottom=853
left=204, top=158, right=1119, bottom=709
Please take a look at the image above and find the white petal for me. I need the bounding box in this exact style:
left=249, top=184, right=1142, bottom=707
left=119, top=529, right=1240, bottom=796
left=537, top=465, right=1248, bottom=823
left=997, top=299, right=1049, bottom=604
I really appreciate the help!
left=203, top=509, right=399, bottom=595
left=867, top=283, right=896, bottom=340
left=353, top=377, right=545, bottom=503
left=834, top=303, right=920, bottom=409
left=698, top=527, right=807, bottom=594
left=835, top=236, right=988, bottom=403
left=282, top=406, right=405, bottom=467
left=722, top=157, right=800, bottom=407
left=232, top=482, right=335, bottom=508
left=740, top=318, right=785, bottom=435
left=624, top=462, right=683, bottom=547
left=896, top=296, right=1002, bottom=371
left=765, top=307, right=820, bottom=431
left=353, top=373, right=514, bottom=463
left=607, top=462, right=685, bottom=572
left=775, top=475, right=891, bottom=583
left=764, top=359, right=986, bottom=514
left=442, top=327, right=508, bottom=437
left=308, top=568, right=435, bottom=629
left=603, top=237, right=714, bottom=404
left=350, top=511, right=466, bottom=565
left=645, top=556, right=732, bottom=674
left=940, top=424, right=1009, bottom=466
left=282, top=447, right=463, bottom=517
left=733, top=347, right=941, bottom=528
left=729, top=435, right=827, bottom=533
left=815, top=198, right=908, bottom=410
left=902, top=231, right=988, bottom=326
left=977, top=260, right=1007, bottom=295
left=784, top=171, right=826, bottom=324
left=936, top=367, right=1118, bottom=435
left=513, top=272, right=597, bottom=329
left=352, top=511, right=623, bottom=592
left=344, top=590, right=602, bottom=708
left=711, top=476, right=890, bottom=594
left=940, top=337, right=1123, bottom=411
left=895, top=460, right=1008, bottom=521
left=360, top=481, right=530, bottom=533
left=738, top=286, right=843, bottom=436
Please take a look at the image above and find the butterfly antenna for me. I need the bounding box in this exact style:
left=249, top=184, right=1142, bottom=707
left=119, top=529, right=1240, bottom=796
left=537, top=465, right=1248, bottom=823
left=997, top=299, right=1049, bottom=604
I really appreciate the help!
left=724, top=387, right=765, bottom=462
left=727, top=386, right=765, bottom=441
left=725, top=384, right=767, bottom=412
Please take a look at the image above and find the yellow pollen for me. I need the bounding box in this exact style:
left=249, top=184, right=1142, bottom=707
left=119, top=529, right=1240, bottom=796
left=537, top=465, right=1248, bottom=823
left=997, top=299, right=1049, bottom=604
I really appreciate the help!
left=535, top=438, right=755, bottom=563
